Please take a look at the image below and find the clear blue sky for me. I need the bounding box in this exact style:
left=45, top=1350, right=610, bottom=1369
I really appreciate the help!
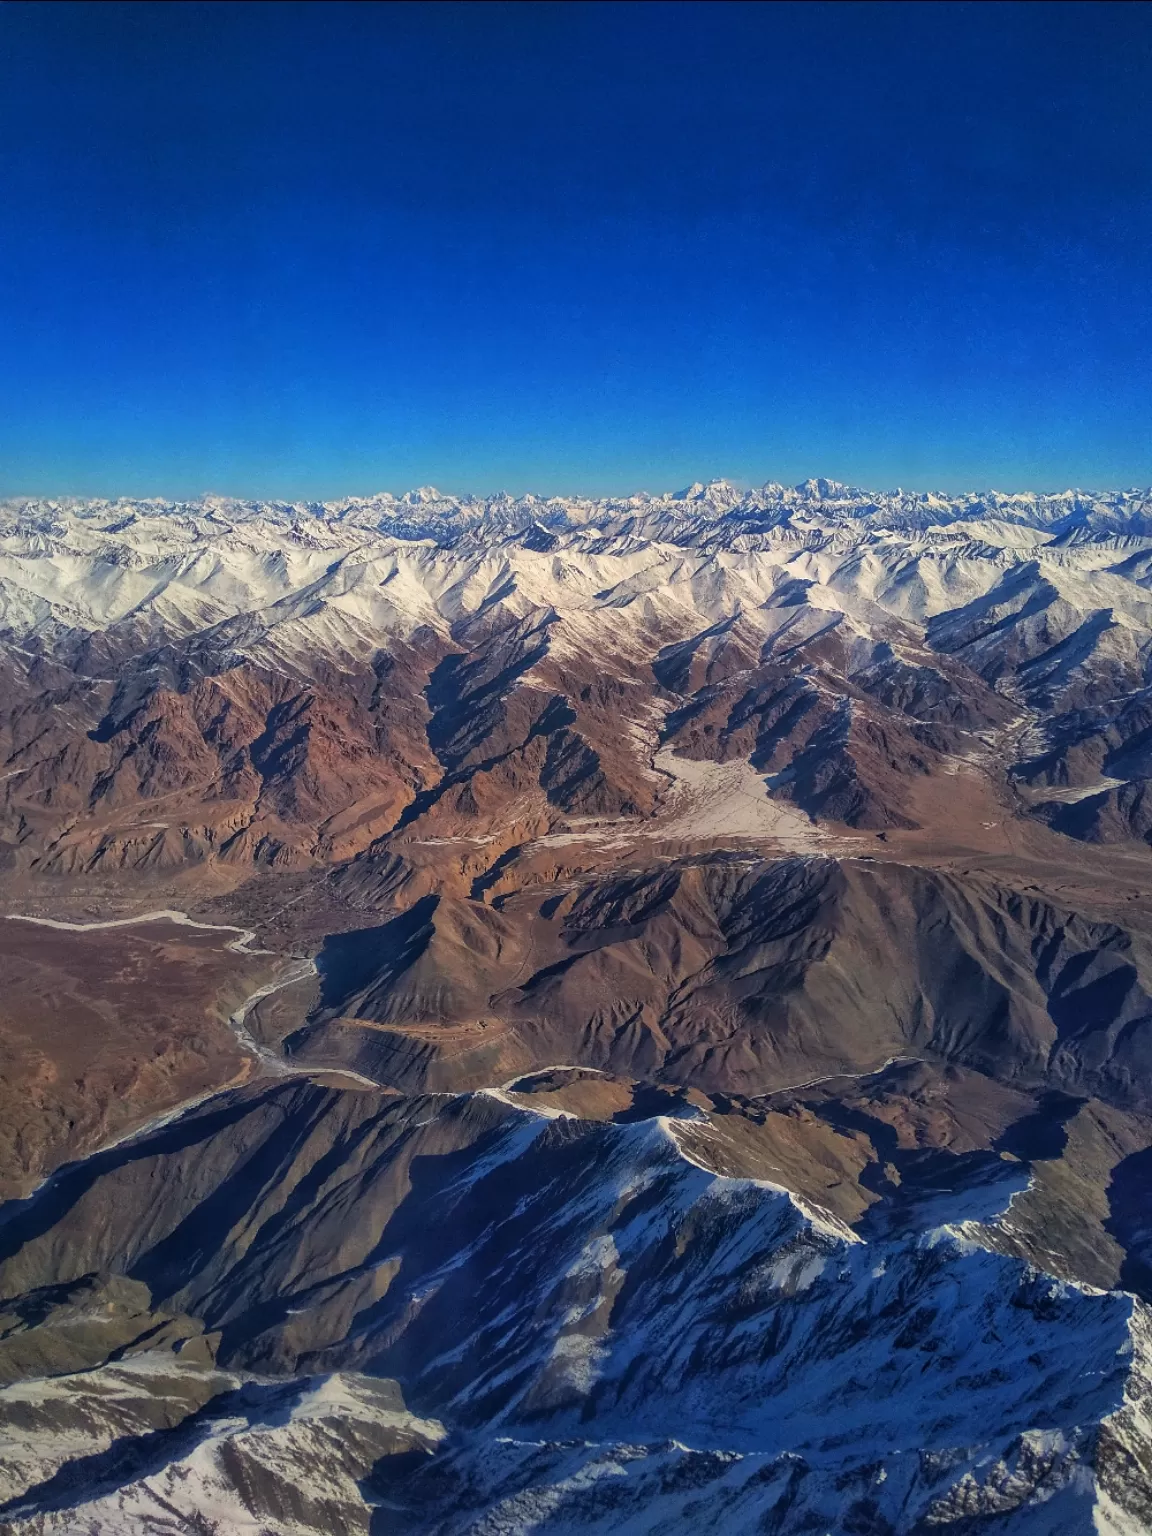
left=1, top=1, right=1151, bottom=498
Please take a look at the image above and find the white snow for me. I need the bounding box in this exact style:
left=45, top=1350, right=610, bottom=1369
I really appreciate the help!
left=2, top=486, right=1152, bottom=686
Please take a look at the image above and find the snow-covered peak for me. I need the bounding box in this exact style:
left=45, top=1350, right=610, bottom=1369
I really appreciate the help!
left=4, top=480, right=1152, bottom=676
left=7, top=478, right=1152, bottom=554
left=795, top=475, right=856, bottom=499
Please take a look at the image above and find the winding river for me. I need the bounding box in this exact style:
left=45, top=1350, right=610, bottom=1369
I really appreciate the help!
left=4, top=907, right=379, bottom=1095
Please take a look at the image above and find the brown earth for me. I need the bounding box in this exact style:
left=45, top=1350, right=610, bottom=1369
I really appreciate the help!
left=0, top=918, right=286, bottom=1198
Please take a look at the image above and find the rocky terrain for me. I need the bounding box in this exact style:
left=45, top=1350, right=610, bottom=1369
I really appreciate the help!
left=3, top=480, right=1152, bottom=1530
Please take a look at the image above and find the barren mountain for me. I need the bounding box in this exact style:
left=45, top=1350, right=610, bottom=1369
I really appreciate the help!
left=4, top=481, right=1152, bottom=1531
left=4, top=479, right=1152, bottom=876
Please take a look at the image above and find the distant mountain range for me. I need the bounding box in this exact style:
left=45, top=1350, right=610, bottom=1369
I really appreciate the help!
left=8, top=476, right=1152, bottom=544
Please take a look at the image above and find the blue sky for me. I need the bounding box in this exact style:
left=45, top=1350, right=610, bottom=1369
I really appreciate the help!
left=1, top=1, right=1150, bottom=498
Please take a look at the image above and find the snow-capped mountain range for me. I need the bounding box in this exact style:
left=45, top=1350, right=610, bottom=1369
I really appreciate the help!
left=4, top=483, right=1152, bottom=1531
left=1, top=1082, right=1149, bottom=1534
left=8, top=477, right=1152, bottom=544
left=4, top=479, right=1152, bottom=871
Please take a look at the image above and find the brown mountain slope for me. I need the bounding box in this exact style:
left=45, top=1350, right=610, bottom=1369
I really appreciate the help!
left=285, top=855, right=1152, bottom=1106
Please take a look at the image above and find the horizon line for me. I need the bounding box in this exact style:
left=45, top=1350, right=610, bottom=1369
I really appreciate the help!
left=5, top=477, right=1152, bottom=505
